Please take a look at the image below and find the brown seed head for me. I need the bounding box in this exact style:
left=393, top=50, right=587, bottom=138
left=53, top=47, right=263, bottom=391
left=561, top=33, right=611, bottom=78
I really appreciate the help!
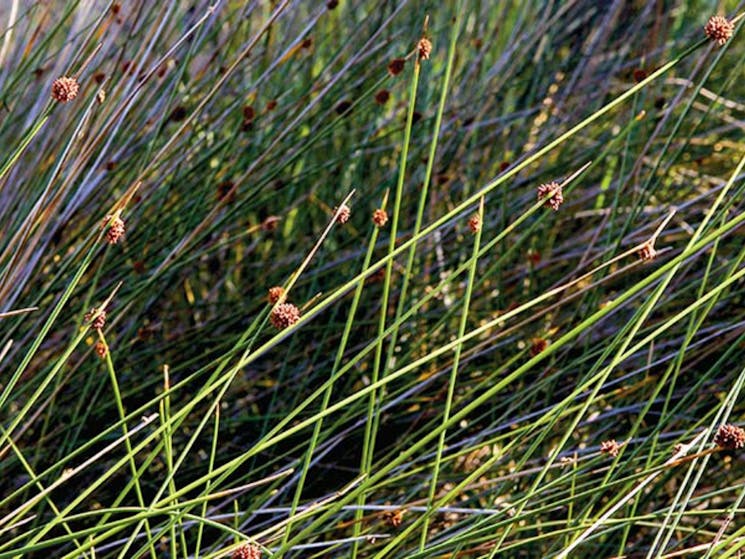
left=632, top=69, right=647, bottom=83
left=537, top=181, right=564, bottom=211
left=530, top=337, right=548, bottom=356
left=372, top=208, right=388, bottom=227
left=267, top=286, right=285, bottom=304
left=468, top=213, right=481, bottom=234
left=336, top=204, right=351, bottom=224
left=270, top=303, right=300, bottom=329
left=374, top=89, right=390, bottom=105
left=231, top=543, right=261, bottom=559
left=638, top=241, right=657, bottom=262
left=326, top=0, right=339, bottom=9
left=417, top=37, right=432, bottom=60
left=600, top=439, right=621, bottom=457
left=387, top=58, right=405, bottom=76
left=383, top=509, right=405, bottom=528
left=51, top=76, right=80, bottom=103
left=94, top=341, right=107, bottom=359
left=705, top=15, right=734, bottom=46
left=261, top=215, right=281, bottom=231
left=103, top=215, right=126, bottom=244
left=85, top=308, right=107, bottom=330
left=714, top=423, right=745, bottom=450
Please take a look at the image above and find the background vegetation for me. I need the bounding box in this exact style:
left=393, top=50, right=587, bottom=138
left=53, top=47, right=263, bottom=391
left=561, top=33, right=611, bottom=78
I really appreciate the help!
left=1, top=0, right=744, bottom=557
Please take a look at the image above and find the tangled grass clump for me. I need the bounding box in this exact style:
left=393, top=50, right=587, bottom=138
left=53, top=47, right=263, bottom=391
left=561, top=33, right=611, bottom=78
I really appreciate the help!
left=1, top=1, right=744, bottom=558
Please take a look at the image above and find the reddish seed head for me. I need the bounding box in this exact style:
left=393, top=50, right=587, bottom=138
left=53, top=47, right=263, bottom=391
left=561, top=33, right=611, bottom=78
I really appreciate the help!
left=372, top=208, right=388, bottom=227
left=231, top=543, right=261, bottom=559
left=270, top=303, right=301, bottom=329
left=387, top=58, right=405, bottom=76
left=85, top=308, right=107, bottom=330
left=326, top=0, right=338, bottom=9
left=374, top=89, right=390, bottom=105
left=261, top=215, right=280, bottom=231
left=267, top=286, right=285, bottom=304
left=714, top=423, right=745, bottom=450
left=103, top=215, right=126, bottom=244
left=537, top=181, right=564, bottom=211
left=51, top=76, right=80, bottom=103
left=417, top=37, right=432, bottom=60
left=600, top=439, right=621, bottom=457
left=94, top=340, right=107, bottom=359
left=530, top=338, right=548, bottom=356
left=336, top=204, right=351, bottom=224
left=633, top=69, right=647, bottom=83
left=705, top=15, right=734, bottom=46
left=468, top=213, right=481, bottom=233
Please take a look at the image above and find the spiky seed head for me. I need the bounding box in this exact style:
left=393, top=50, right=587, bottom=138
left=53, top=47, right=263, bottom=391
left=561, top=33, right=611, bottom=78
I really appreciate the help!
left=336, top=204, right=351, bottom=224
left=267, top=286, right=285, bottom=304
left=714, top=423, right=745, bottom=450
left=51, top=76, right=80, bottom=103
left=417, top=37, right=432, bottom=60
left=231, top=543, right=262, bottom=559
left=270, top=303, right=300, bottom=329
left=705, top=15, right=734, bottom=46
left=372, top=208, right=388, bottom=227
left=468, top=213, right=481, bottom=233
left=600, top=439, right=621, bottom=457
left=537, top=181, right=564, bottom=211
left=85, top=308, right=107, bottom=330
left=103, top=215, right=126, bottom=244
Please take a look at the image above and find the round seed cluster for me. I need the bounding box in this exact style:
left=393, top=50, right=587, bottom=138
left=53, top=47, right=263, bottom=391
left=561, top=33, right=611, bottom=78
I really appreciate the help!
left=468, top=213, right=481, bottom=233
left=267, top=286, right=285, bottom=304
left=537, top=181, right=564, bottom=211
left=600, top=439, right=621, bottom=457
left=94, top=341, right=107, bottom=359
left=85, top=308, right=107, bottom=330
left=705, top=15, right=734, bottom=46
left=417, top=37, right=432, bottom=60
left=372, top=208, right=388, bottom=228
left=714, top=423, right=745, bottom=450
left=270, top=303, right=300, bottom=329
left=104, top=215, right=126, bottom=244
left=336, top=204, right=351, bottom=224
left=51, top=76, right=80, bottom=103
left=231, top=543, right=261, bottom=559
